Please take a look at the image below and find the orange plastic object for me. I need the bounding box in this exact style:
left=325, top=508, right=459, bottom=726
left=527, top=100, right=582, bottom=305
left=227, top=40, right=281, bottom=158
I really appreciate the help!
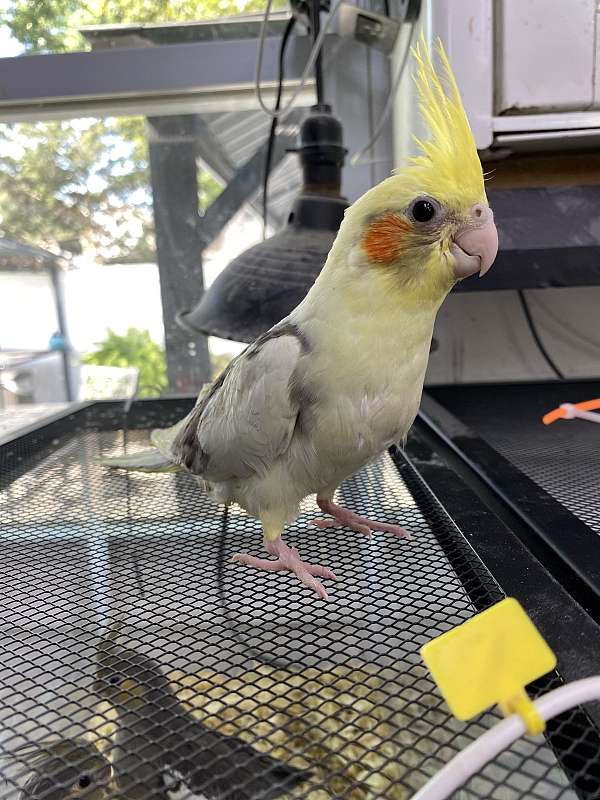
left=543, top=399, right=600, bottom=425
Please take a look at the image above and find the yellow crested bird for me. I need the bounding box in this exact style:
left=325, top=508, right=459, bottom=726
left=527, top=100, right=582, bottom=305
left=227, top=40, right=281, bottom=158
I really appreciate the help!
left=99, top=40, right=498, bottom=599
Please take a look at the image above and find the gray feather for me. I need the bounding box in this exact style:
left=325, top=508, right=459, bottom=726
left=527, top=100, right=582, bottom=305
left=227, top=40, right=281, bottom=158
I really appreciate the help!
left=245, top=321, right=311, bottom=359
left=94, top=449, right=180, bottom=473
left=97, top=386, right=212, bottom=474
left=16, top=737, right=112, bottom=799
left=94, top=634, right=310, bottom=800
left=172, top=334, right=304, bottom=483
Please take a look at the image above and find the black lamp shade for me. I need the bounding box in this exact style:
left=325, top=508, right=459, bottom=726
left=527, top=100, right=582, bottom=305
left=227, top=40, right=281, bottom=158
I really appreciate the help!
left=179, top=105, right=348, bottom=343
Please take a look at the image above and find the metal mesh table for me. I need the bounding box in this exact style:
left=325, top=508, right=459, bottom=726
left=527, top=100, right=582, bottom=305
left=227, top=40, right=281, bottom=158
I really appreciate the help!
left=0, top=399, right=598, bottom=799
left=426, top=381, right=600, bottom=616
left=428, top=381, right=600, bottom=536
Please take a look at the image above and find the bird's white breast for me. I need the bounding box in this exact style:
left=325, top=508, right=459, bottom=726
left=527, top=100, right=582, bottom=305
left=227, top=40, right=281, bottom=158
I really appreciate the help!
left=215, top=263, right=440, bottom=523
left=295, top=334, right=429, bottom=493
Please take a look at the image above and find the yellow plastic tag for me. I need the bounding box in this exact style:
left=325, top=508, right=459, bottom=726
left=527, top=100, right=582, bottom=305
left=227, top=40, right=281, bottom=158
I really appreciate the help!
left=421, top=598, right=556, bottom=735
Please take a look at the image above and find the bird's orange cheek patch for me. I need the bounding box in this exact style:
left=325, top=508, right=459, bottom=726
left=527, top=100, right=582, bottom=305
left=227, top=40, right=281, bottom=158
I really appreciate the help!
left=361, top=213, right=411, bottom=264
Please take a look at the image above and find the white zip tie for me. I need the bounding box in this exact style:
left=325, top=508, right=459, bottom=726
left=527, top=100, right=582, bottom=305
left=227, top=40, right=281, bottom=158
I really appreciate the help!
left=411, top=676, right=600, bottom=800
left=560, top=403, right=600, bottom=423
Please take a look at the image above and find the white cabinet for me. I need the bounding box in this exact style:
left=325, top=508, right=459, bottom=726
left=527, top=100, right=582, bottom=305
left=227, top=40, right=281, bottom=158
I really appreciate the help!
left=397, top=0, right=600, bottom=154
left=496, top=0, right=597, bottom=114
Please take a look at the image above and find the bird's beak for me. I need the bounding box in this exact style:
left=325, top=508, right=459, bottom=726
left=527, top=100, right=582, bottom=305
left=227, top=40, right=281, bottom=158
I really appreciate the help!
left=449, top=203, right=498, bottom=280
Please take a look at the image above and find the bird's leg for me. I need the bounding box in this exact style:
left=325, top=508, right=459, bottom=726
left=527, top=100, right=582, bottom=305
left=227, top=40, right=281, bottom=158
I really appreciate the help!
left=232, top=535, right=337, bottom=600
left=312, top=497, right=411, bottom=539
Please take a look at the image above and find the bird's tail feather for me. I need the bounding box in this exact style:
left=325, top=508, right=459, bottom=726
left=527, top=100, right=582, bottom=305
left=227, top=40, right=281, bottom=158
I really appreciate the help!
left=96, top=395, right=205, bottom=474
left=94, top=448, right=181, bottom=473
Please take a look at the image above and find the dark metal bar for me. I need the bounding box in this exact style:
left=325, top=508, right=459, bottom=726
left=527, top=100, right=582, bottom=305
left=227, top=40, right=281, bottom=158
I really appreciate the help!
left=403, top=422, right=600, bottom=681
left=198, top=132, right=295, bottom=250
left=419, top=391, right=600, bottom=620
left=398, top=433, right=600, bottom=797
left=147, top=115, right=211, bottom=393
left=192, top=116, right=287, bottom=230
left=80, top=14, right=293, bottom=47
left=0, top=397, right=196, bottom=488
left=192, top=116, right=236, bottom=183
left=48, top=264, right=74, bottom=402
left=0, top=36, right=313, bottom=108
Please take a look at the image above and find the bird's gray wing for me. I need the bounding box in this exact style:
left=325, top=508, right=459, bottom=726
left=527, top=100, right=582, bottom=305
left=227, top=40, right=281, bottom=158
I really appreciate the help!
left=171, top=334, right=303, bottom=483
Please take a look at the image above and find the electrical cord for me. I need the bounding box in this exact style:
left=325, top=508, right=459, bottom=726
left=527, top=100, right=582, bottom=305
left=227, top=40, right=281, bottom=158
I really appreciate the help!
left=308, top=0, right=325, bottom=104
left=350, top=20, right=416, bottom=166
left=411, top=676, right=600, bottom=800
left=262, top=14, right=297, bottom=239
left=517, top=290, right=565, bottom=379
left=255, top=0, right=344, bottom=121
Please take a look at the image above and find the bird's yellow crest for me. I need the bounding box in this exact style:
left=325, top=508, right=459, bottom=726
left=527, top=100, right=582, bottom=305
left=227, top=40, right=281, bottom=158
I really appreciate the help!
left=400, top=36, right=486, bottom=209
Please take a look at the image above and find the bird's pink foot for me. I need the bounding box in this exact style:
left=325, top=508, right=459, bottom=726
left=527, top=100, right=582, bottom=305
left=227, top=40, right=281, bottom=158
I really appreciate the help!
left=313, top=497, right=411, bottom=540
left=232, top=537, right=337, bottom=600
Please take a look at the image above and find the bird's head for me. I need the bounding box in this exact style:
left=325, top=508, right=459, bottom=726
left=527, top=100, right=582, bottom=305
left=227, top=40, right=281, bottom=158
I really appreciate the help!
left=94, top=646, right=171, bottom=707
left=328, top=38, right=498, bottom=306
left=18, top=739, right=112, bottom=800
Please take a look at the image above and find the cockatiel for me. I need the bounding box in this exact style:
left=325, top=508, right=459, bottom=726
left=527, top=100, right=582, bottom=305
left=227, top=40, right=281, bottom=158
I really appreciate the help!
left=14, top=738, right=112, bottom=799
left=93, top=634, right=310, bottom=799
left=100, top=40, right=498, bottom=600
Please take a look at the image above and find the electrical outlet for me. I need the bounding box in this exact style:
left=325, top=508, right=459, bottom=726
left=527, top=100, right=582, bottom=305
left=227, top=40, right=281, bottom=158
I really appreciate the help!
left=336, top=4, right=401, bottom=53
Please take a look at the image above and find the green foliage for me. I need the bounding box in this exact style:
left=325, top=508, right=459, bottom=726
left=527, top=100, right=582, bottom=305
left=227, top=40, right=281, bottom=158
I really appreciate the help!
left=0, top=0, right=277, bottom=260
left=0, top=115, right=223, bottom=261
left=0, top=117, right=154, bottom=260
left=199, top=171, right=223, bottom=215
left=82, top=327, right=168, bottom=396
left=1, top=0, right=287, bottom=54
left=210, top=350, right=235, bottom=379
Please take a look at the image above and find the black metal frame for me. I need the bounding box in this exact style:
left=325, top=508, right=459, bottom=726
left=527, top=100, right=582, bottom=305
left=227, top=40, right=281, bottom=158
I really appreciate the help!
left=397, top=433, right=600, bottom=799
left=422, top=382, right=600, bottom=620
left=407, top=388, right=600, bottom=798
left=400, top=418, right=600, bottom=683
left=0, top=397, right=195, bottom=489
left=3, top=395, right=600, bottom=674
left=2, top=396, right=600, bottom=799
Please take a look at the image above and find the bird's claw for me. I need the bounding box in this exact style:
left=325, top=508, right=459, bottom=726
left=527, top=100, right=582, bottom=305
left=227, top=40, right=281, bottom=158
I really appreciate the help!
left=314, top=499, right=412, bottom=540
left=232, top=550, right=337, bottom=600
left=366, top=520, right=411, bottom=539
left=311, top=517, right=372, bottom=537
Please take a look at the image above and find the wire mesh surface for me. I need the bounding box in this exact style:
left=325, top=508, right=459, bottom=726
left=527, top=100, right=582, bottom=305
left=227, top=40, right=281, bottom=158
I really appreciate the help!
left=0, top=406, right=597, bottom=799
left=429, top=383, right=600, bottom=536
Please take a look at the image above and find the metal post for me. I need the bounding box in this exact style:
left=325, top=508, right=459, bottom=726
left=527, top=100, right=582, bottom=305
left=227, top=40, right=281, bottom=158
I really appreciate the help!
left=48, top=263, right=74, bottom=402
left=147, top=115, right=211, bottom=393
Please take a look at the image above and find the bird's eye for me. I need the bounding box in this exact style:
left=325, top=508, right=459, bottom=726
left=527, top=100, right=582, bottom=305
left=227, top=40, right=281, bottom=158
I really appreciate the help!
left=410, top=198, right=437, bottom=223
left=108, top=675, right=121, bottom=685
left=78, top=774, right=92, bottom=788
